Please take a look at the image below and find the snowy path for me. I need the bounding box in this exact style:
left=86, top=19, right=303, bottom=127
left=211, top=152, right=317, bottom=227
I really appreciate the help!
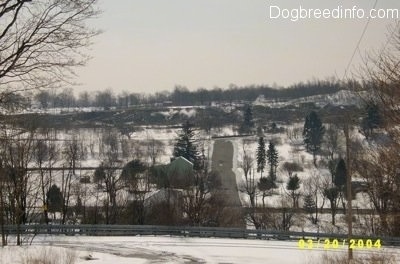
left=211, top=140, right=245, bottom=228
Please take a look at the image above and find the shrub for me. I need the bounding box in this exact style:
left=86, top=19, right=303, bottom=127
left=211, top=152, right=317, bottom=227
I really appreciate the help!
left=20, top=247, right=76, bottom=264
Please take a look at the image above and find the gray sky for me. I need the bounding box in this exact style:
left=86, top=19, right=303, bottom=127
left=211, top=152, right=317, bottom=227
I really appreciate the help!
left=75, top=0, right=400, bottom=94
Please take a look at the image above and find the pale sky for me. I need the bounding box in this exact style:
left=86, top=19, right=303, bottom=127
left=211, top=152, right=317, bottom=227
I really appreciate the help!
left=75, top=0, right=400, bottom=94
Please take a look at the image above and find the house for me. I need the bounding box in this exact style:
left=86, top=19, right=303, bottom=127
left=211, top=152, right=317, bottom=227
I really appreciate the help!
left=151, top=156, right=194, bottom=188
left=167, top=156, right=194, bottom=187
left=144, top=156, right=194, bottom=224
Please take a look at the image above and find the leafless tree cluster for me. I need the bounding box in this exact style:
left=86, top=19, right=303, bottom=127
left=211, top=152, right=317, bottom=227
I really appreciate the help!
left=352, top=21, right=400, bottom=236
left=0, top=124, right=35, bottom=245
left=181, top=170, right=220, bottom=225
left=353, top=144, right=400, bottom=235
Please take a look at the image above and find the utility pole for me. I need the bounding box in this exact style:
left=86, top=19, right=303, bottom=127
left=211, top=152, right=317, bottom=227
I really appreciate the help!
left=344, top=118, right=353, bottom=260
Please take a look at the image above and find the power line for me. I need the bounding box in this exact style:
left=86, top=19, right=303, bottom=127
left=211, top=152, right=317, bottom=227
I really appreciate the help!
left=343, top=0, right=379, bottom=80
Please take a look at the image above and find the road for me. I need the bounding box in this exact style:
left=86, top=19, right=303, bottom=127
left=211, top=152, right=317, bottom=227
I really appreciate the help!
left=211, top=140, right=245, bottom=228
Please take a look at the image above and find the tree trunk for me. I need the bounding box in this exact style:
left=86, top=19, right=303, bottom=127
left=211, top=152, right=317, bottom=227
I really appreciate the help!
left=262, top=193, right=266, bottom=208
left=0, top=183, right=5, bottom=246
left=314, top=195, right=318, bottom=224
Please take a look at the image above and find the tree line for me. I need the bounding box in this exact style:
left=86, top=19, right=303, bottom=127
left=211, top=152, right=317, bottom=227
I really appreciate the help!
left=31, top=79, right=346, bottom=110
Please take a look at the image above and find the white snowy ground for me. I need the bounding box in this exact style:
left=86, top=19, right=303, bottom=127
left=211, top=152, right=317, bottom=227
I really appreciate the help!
left=2, top=235, right=399, bottom=264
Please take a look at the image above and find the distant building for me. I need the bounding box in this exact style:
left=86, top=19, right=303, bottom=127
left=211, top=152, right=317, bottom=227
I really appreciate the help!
left=144, top=188, right=183, bottom=209
left=167, top=156, right=194, bottom=187
left=144, top=156, right=194, bottom=224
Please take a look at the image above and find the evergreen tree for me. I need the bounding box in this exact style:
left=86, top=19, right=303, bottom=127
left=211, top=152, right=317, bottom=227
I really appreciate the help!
left=334, top=158, right=346, bottom=188
left=323, top=186, right=339, bottom=225
left=303, top=111, right=325, bottom=165
left=334, top=158, right=348, bottom=212
left=303, top=194, right=316, bottom=223
left=94, top=164, right=106, bottom=183
left=266, top=141, right=279, bottom=181
left=256, top=137, right=266, bottom=177
left=121, top=159, right=146, bottom=187
left=286, top=174, right=301, bottom=208
left=361, top=101, right=382, bottom=139
left=173, top=120, right=202, bottom=170
left=240, top=104, right=254, bottom=134
left=328, top=159, right=338, bottom=184
left=47, top=184, right=63, bottom=215
left=258, top=176, right=276, bottom=207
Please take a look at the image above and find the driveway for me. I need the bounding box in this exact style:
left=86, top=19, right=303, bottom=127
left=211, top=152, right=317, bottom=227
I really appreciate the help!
left=211, top=140, right=244, bottom=228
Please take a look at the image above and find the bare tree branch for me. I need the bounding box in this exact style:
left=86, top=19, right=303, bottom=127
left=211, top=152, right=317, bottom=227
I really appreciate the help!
left=0, top=0, right=100, bottom=100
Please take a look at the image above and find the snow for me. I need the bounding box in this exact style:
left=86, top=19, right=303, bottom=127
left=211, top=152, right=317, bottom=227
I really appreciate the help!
left=253, top=89, right=362, bottom=108
left=151, top=108, right=197, bottom=120
left=2, top=235, right=399, bottom=264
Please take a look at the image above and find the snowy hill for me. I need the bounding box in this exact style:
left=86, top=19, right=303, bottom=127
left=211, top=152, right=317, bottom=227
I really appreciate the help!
left=253, top=89, right=362, bottom=108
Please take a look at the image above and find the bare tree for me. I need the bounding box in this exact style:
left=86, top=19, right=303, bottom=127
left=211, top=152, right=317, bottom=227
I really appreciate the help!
left=352, top=22, right=400, bottom=236
left=238, top=140, right=256, bottom=207
left=303, top=169, right=324, bottom=224
left=0, top=159, right=6, bottom=246
left=286, top=126, right=303, bottom=151
left=354, top=144, right=400, bottom=235
left=0, top=124, right=36, bottom=245
left=60, top=135, right=83, bottom=224
left=63, top=135, right=83, bottom=175
left=182, top=170, right=220, bottom=225
left=96, top=129, right=123, bottom=224
left=146, top=138, right=165, bottom=166
left=0, top=0, right=100, bottom=99
left=32, top=128, right=59, bottom=225
left=323, top=124, right=343, bottom=161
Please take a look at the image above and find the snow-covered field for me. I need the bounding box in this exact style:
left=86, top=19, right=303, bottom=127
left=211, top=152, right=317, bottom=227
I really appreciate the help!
left=2, top=235, right=399, bottom=264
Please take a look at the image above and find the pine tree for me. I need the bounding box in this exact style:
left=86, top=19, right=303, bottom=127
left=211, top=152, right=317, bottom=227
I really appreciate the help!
left=47, top=184, right=63, bottom=216
left=173, top=120, right=202, bottom=170
left=286, top=174, right=301, bottom=208
left=334, top=158, right=346, bottom=187
left=244, top=104, right=254, bottom=128
left=361, top=101, right=382, bottom=139
left=94, top=164, right=106, bottom=183
left=266, top=141, right=279, bottom=181
left=256, top=137, right=266, bottom=177
left=303, top=111, right=325, bottom=166
left=258, top=176, right=276, bottom=207
left=303, top=194, right=316, bottom=223
left=121, top=159, right=146, bottom=187
left=334, top=158, right=347, bottom=212
left=240, top=104, right=254, bottom=134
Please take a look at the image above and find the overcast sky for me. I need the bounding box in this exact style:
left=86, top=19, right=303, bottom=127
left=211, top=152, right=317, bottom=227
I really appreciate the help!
left=75, top=0, right=400, bottom=94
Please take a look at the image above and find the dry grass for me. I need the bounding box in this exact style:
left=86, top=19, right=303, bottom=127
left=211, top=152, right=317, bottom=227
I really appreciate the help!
left=19, top=247, right=76, bottom=264
left=306, top=252, right=396, bottom=264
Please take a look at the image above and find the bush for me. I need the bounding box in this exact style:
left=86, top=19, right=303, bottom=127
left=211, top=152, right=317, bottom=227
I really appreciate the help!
left=20, top=247, right=76, bottom=264
left=270, top=137, right=282, bottom=146
left=282, top=161, right=303, bottom=177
